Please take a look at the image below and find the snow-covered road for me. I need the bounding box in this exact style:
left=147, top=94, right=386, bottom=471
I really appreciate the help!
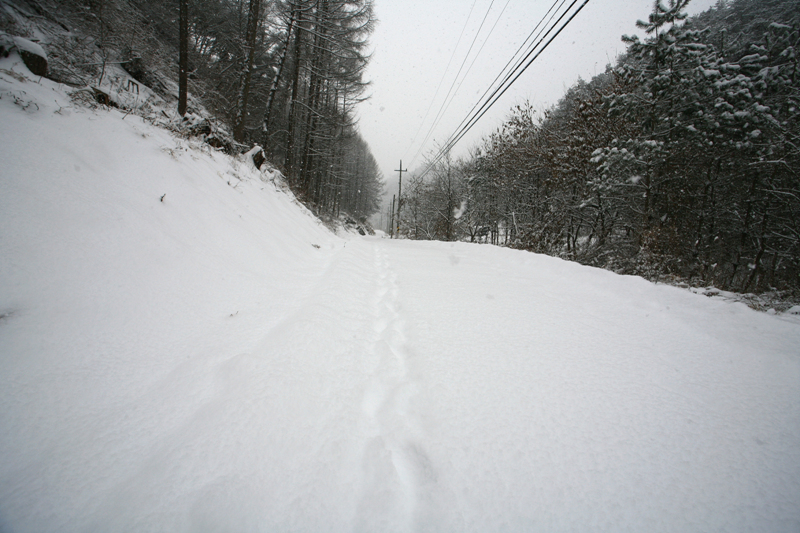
left=59, top=232, right=794, bottom=533
left=286, top=237, right=800, bottom=532
left=1, top=59, right=799, bottom=532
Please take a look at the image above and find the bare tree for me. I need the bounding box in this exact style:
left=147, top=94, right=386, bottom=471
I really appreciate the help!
left=233, top=0, right=262, bottom=142
left=178, top=0, right=188, bottom=116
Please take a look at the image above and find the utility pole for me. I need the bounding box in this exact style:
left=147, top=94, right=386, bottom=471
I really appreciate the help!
left=395, top=160, right=407, bottom=237
left=389, top=195, right=396, bottom=238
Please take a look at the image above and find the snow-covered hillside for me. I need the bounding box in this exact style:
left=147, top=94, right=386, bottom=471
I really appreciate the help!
left=2, top=54, right=800, bottom=532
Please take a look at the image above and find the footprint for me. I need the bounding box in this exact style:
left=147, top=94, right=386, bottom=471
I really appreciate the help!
left=362, top=381, right=385, bottom=417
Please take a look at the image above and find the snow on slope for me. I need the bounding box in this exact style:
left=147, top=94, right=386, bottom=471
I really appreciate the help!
left=0, top=55, right=335, bottom=529
left=2, top=54, right=800, bottom=532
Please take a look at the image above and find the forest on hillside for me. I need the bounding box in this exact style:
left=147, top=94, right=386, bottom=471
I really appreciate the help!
left=0, top=0, right=383, bottom=220
left=401, top=0, right=800, bottom=294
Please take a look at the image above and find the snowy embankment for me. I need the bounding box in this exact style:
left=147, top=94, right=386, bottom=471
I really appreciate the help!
left=2, top=56, right=800, bottom=532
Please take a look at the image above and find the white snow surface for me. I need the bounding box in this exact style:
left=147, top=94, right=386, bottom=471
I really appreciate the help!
left=2, top=57, right=800, bottom=533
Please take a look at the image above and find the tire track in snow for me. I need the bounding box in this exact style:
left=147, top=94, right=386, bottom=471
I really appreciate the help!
left=355, top=242, right=435, bottom=532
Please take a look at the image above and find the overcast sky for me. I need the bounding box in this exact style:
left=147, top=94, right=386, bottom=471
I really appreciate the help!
left=356, top=0, right=720, bottom=209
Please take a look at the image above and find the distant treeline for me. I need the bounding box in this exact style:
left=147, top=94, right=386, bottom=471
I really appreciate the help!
left=401, top=0, right=799, bottom=293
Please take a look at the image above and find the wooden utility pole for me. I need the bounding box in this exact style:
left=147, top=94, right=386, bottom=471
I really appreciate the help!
left=395, top=160, right=407, bottom=237
left=389, top=195, right=396, bottom=238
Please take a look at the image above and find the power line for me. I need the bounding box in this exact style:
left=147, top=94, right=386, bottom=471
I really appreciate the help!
left=482, top=0, right=570, bottom=115
left=401, top=0, right=479, bottom=163
left=409, top=0, right=514, bottom=169
left=419, top=0, right=572, bottom=172
left=419, top=0, right=592, bottom=179
left=431, top=0, right=574, bottom=162
left=445, top=0, right=513, bottom=128
left=409, top=0, right=498, bottom=168
left=410, top=0, right=566, bottom=171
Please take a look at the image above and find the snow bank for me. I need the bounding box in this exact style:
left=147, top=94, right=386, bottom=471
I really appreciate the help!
left=0, top=56, right=339, bottom=531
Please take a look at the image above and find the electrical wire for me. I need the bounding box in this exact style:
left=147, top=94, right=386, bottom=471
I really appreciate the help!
left=409, top=0, right=566, bottom=169
left=401, top=0, right=479, bottom=163
left=444, top=0, right=513, bottom=128
left=430, top=0, right=573, bottom=163
left=419, top=0, right=592, bottom=179
left=409, top=0, right=498, bottom=167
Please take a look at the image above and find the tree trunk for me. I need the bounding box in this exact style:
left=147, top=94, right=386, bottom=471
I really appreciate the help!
left=178, top=0, right=188, bottom=116
left=300, top=0, right=329, bottom=201
left=261, top=8, right=296, bottom=147
left=233, top=0, right=262, bottom=143
left=285, top=7, right=305, bottom=177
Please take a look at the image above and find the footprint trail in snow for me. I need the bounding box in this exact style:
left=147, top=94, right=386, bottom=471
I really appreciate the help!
left=355, top=244, right=435, bottom=532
